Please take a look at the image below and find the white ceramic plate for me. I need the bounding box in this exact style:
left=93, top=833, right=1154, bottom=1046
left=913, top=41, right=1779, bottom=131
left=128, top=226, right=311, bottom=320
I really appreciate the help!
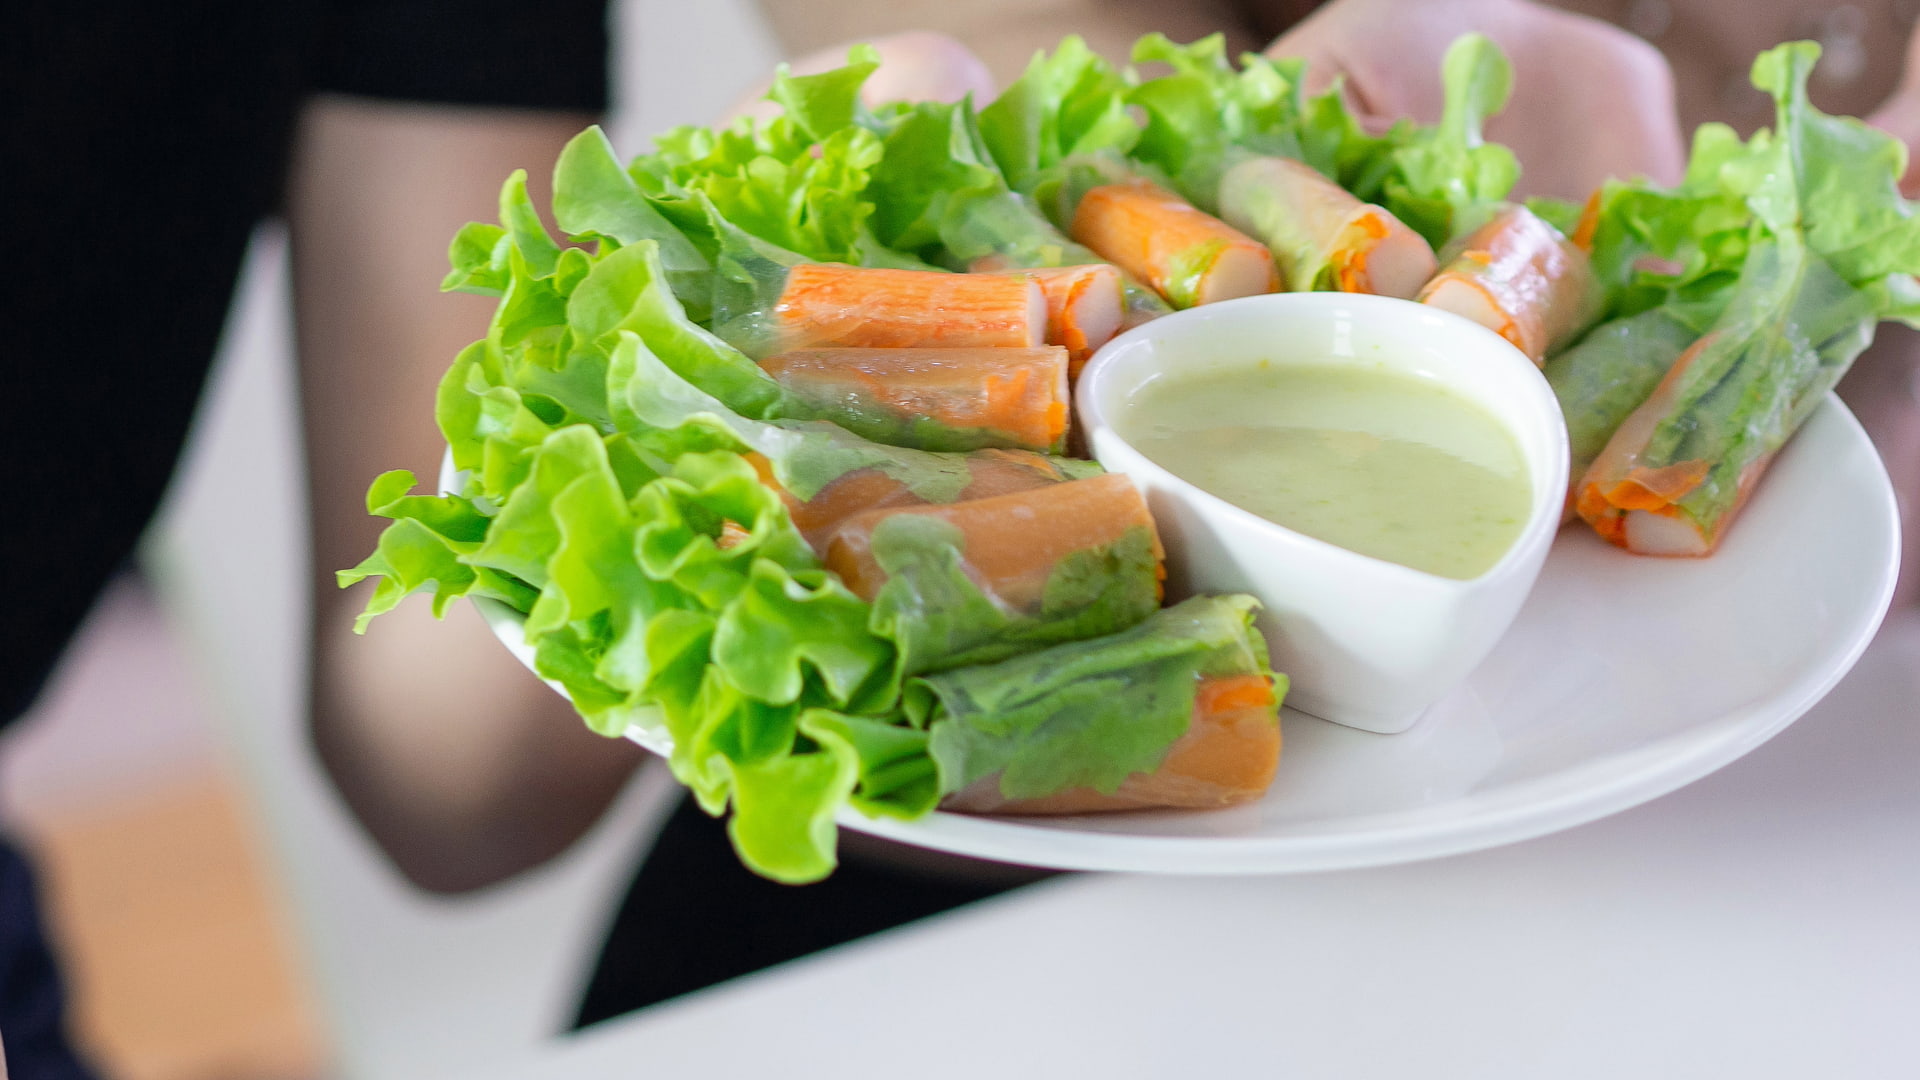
left=466, top=396, right=1898, bottom=874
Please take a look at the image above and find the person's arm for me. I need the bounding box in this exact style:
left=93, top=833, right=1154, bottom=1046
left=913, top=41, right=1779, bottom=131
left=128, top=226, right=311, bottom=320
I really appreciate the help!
left=292, top=97, right=646, bottom=894
left=298, top=32, right=1010, bottom=894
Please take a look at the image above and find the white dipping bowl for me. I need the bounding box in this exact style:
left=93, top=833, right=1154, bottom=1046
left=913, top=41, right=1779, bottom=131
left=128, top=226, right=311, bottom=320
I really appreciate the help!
left=1077, top=293, right=1569, bottom=734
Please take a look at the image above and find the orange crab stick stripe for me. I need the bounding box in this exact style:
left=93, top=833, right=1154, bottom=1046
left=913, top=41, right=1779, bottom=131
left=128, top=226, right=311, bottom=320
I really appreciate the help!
left=759, top=346, right=1071, bottom=453
left=823, top=472, right=1163, bottom=610
left=942, top=672, right=1282, bottom=815
left=1069, top=180, right=1279, bottom=309
left=773, top=263, right=1046, bottom=349
left=1417, top=205, right=1601, bottom=364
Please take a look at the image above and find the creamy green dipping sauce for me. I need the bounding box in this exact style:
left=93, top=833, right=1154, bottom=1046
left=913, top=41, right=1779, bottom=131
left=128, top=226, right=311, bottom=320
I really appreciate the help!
left=1121, top=363, right=1531, bottom=580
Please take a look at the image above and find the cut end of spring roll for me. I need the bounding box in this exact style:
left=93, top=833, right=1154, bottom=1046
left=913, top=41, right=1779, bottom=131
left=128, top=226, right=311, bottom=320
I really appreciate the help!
left=760, top=346, right=1071, bottom=454
left=824, top=472, right=1164, bottom=608
left=1069, top=180, right=1279, bottom=309
left=1416, top=205, right=1601, bottom=364
left=774, top=263, right=1046, bottom=350
left=1017, top=265, right=1126, bottom=374
left=943, top=673, right=1282, bottom=814
left=1574, top=454, right=1766, bottom=558
left=1217, top=156, right=1436, bottom=299
left=1333, top=210, right=1439, bottom=299
left=1570, top=325, right=1773, bottom=558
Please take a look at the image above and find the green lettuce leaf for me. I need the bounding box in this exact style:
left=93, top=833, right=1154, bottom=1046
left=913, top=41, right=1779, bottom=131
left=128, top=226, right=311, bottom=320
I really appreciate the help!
left=764, top=43, right=883, bottom=142
left=976, top=35, right=1139, bottom=201
left=570, top=239, right=794, bottom=419
left=610, top=329, right=977, bottom=503
left=865, top=514, right=1162, bottom=676
left=1381, top=34, right=1519, bottom=247
left=338, top=471, right=537, bottom=631
left=916, top=594, right=1274, bottom=799
left=553, top=125, right=713, bottom=321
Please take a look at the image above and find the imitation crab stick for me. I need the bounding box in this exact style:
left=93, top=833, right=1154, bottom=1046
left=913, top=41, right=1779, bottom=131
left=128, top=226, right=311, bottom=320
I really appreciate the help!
left=823, top=472, right=1163, bottom=610
left=759, top=346, right=1071, bottom=454
left=1217, top=156, right=1438, bottom=299
left=971, top=263, right=1127, bottom=374
left=1416, top=204, right=1602, bottom=364
left=941, top=673, right=1282, bottom=814
left=771, top=263, right=1046, bottom=350
left=1069, top=179, right=1280, bottom=308
left=750, top=448, right=1081, bottom=553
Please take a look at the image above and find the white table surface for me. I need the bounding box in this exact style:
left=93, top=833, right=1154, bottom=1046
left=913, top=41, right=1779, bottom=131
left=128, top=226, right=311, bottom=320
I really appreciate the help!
left=490, top=610, right=1920, bottom=1079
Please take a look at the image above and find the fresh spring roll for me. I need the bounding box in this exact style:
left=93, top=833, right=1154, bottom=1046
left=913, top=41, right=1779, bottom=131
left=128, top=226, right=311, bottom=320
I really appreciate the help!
left=614, top=330, right=1147, bottom=671
left=753, top=448, right=1089, bottom=552
left=1217, top=156, right=1438, bottom=299
left=611, top=325, right=1091, bottom=552
left=918, top=594, right=1284, bottom=814
left=1417, top=204, right=1603, bottom=364
left=1069, top=179, right=1280, bottom=308
left=772, top=263, right=1047, bottom=350
left=1542, top=306, right=1702, bottom=513
left=969, top=261, right=1128, bottom=374
left=825, top=472, right=1166, bottom=674
left=757, top=346, right=1072, bottom=455
left=1573, top=238, right=1876, bottom=556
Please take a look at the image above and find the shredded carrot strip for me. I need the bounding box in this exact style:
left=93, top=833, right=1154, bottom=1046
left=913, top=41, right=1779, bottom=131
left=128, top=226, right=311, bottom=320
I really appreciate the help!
left=1573, top=482, right=1627, bottom=544
left=1570, top=190, right=1604, bottom=252
left=1195, top=673, right=1276, bottom=715
left=1042, top=400, right=1068, bottom=443
left=1333, top=211, right=1390, bottom=292
left=1620, top=460, right=1712, bottom=505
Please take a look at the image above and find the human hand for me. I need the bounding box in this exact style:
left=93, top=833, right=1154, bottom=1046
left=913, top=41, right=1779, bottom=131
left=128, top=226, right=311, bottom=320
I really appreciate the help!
left=1263, top=0, right=1685, bottom=200
left=724, top=31, right=994, bottom=125
left=1858, top=27, right=1920, bottom=608
left=1868, top=21, right=1920, bottom=198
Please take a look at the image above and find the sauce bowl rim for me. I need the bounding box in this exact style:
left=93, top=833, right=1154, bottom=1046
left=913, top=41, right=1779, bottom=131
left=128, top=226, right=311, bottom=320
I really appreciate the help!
left=1073, top=292, right=1571, bottom=590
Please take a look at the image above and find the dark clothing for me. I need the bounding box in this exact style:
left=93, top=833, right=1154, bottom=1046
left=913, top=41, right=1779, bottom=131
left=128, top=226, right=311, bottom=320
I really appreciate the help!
left=2, top=6, right=610, bottom=726
left=0, top=839, right=93, bottom=1080
left=575, top=793, right=1044, bottom=1024
left=1, top=3, right=606, bottom=1072
left=2, top=2, right=1028, bottom=1069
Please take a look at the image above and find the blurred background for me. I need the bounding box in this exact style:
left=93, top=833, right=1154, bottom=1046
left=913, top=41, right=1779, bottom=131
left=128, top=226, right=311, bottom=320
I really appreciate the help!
left=0, top=1, right=776, bottom=1076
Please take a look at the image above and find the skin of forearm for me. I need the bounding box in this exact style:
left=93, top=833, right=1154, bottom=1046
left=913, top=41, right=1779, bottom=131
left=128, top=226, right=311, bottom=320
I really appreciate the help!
left=752, top=0, right=1261, bottom=87
left=291, top=96, right=644, bottom=894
